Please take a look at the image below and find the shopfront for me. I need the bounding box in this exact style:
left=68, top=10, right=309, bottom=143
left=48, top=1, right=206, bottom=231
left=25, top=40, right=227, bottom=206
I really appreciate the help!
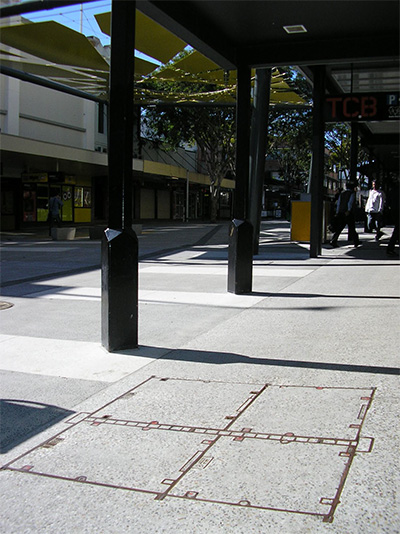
left=21, top=172, right=92, bottom=226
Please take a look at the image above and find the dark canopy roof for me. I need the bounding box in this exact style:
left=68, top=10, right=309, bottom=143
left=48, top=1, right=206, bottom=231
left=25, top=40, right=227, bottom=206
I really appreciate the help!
left=1, top=0, right=399, bottom=173
left=138, top=1, right=399, bottom=69
left=138, top=0, right=400, bottom=174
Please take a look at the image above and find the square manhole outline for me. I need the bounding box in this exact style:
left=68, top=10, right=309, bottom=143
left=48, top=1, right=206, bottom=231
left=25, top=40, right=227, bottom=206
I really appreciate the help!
left=2, top=376, right=376, bottom=523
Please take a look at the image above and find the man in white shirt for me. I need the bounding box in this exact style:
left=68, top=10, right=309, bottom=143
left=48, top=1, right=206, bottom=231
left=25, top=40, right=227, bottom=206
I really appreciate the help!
left=365, top=180, right=385, bottom=240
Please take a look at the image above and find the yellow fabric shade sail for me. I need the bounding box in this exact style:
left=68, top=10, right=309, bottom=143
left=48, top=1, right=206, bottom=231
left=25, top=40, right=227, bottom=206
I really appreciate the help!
left=151, top=51, right=305, bottom=105
left=0, top=23, right=163, bottom=99
left=95, top=11, right=186, bottom=65
left=0, top=47, right=24, bottom=59
left=0, top=13, right=305, bottom=106
left=0, top=21, right=109, bottom=71
left=153, top=50, right=233, bottom=85
left=134, top=57, right=160, bottom=77
left=0, top=57, right=98, bottom=80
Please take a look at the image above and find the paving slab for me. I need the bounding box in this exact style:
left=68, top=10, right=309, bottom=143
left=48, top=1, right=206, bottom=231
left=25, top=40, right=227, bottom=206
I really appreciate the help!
left=1, top=377, right=376, bottom=525
left=0, top=220, right=399, bottom=533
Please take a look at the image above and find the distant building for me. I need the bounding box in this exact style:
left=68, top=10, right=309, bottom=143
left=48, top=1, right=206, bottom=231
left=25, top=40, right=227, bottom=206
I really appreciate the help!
left=1, top=54, right=234, bottom=230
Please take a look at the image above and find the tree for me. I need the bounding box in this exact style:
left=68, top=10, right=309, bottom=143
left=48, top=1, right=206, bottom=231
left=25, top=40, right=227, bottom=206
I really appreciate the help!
left=267, top=108, right=313, bottom=192
left=264, top=67, right=313, bottom=192
left=324, top=122, right=352, bottom=180
left=325, top=122, right=369, bottom=186
left=143, top=99, right=236, bottom=222
left=142, top=65, right=316, bottom=219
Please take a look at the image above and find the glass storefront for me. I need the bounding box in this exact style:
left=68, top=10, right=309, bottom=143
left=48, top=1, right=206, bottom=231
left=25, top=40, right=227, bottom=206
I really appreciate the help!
left=22, top=186, right=36, bottom=222
left=20, top=173, right=92, bottom=225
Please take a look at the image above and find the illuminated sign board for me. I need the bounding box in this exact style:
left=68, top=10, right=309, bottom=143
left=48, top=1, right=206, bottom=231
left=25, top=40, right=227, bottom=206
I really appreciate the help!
left=325, top=93, right=399, bottom=122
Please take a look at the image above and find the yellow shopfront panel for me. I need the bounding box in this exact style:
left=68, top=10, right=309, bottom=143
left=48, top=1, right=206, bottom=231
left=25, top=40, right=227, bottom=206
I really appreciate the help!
left=291, top=201, right=311, bottom=242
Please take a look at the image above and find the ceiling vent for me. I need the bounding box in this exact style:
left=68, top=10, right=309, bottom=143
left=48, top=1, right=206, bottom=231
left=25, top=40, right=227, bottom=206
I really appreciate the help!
left=283, top=25, right=307, bottom=34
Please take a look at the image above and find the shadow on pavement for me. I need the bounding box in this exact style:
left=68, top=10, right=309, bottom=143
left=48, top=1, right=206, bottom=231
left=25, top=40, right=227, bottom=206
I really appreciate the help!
left=251, top=291, right=400, bottom=300
left=128, top=346, right=400, bottom=376
left=0, top=399, right=74, bottom=454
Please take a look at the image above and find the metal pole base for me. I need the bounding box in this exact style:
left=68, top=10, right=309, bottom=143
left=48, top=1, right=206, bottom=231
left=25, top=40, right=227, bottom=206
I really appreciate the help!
left=227, top=219, right=253, bottom=294
left=101, top=228, right=138, bottom=352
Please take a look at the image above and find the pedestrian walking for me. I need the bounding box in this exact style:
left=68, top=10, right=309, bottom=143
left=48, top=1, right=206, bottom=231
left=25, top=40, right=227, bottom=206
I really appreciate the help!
left=48, top=193, right=63, bottom=236
left=329, top=182, right=360, bottom=248
left=365, top=180, right=386, bottom=240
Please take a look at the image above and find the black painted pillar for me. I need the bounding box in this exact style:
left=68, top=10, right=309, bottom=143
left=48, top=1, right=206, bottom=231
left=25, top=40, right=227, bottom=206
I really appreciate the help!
left=348, top=121, right=359, bottom=239
left=228, top=65, right=253, bottom=294
left=249, top=68, right=271, bottom=255
left=350, top=122, right=358, bottom=183
left=133, top=104, right=142, bottom=159
left=102, top=0, right=138, bottom=351
left=310, top=66, right=326, bottom=258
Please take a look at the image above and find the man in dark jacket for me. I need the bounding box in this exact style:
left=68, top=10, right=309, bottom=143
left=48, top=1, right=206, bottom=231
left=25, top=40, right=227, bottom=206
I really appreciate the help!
left=48, top=194, right=63, bottom=236
left=329, top=182, right=360, bottom=248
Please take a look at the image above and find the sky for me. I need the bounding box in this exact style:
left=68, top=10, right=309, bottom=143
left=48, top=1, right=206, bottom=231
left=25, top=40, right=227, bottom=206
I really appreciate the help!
left=25, top=1, right=112, bottom=46
left=23, top=0, right=168, bottom=64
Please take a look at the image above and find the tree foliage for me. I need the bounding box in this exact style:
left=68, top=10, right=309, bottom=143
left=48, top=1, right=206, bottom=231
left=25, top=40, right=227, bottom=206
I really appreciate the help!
left=265, top=68, right=313, bottom=192
left=142, top=67, right=363, bottom=221
left=142, top=81, right=236, bottom=221
left=324, top=122, right=367, bottom=182
left=267, top=108, right=313, bottom=192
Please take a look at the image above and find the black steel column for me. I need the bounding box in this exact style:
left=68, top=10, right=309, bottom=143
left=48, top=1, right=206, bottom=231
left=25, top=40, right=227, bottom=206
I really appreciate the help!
left=350, top=122, right=358, bottom=183
left=348, top=121, right=359, bottom=240
left=249, top=68, right=271, bottom=255
left=310, top=66, right=326, bottom=258
left=101, top=0, right=138, bottom=351
left=228, top=65, right=253, bottom=294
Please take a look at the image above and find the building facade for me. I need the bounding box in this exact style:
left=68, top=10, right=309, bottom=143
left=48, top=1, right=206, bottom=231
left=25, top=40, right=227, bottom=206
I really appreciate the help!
left=0, top=70, right=234, bottom=231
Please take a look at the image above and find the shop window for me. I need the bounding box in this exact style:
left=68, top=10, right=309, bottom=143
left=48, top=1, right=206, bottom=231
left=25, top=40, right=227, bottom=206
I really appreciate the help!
left=1, top=190, right=14, bottom=216
left=74, top=186, right=84, bottom=208
left=172, top=190, right=184, bottom=220
left=22, top=186, right=36, bottom=222
left=62, top=185, right=73, bottom=222
left=219, top=191, right=231, bottom=207
left=37, top=184, right=49, bottom=222
left=74, top=186, right=92, bottom=223
left=83, top=187, right=92, bottom=208
left=74, top=187, right=92, bottom=209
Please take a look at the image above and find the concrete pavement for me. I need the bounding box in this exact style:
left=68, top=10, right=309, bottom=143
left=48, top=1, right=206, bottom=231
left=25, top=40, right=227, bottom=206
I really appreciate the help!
left=0, top=220, right=399, bottom=533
